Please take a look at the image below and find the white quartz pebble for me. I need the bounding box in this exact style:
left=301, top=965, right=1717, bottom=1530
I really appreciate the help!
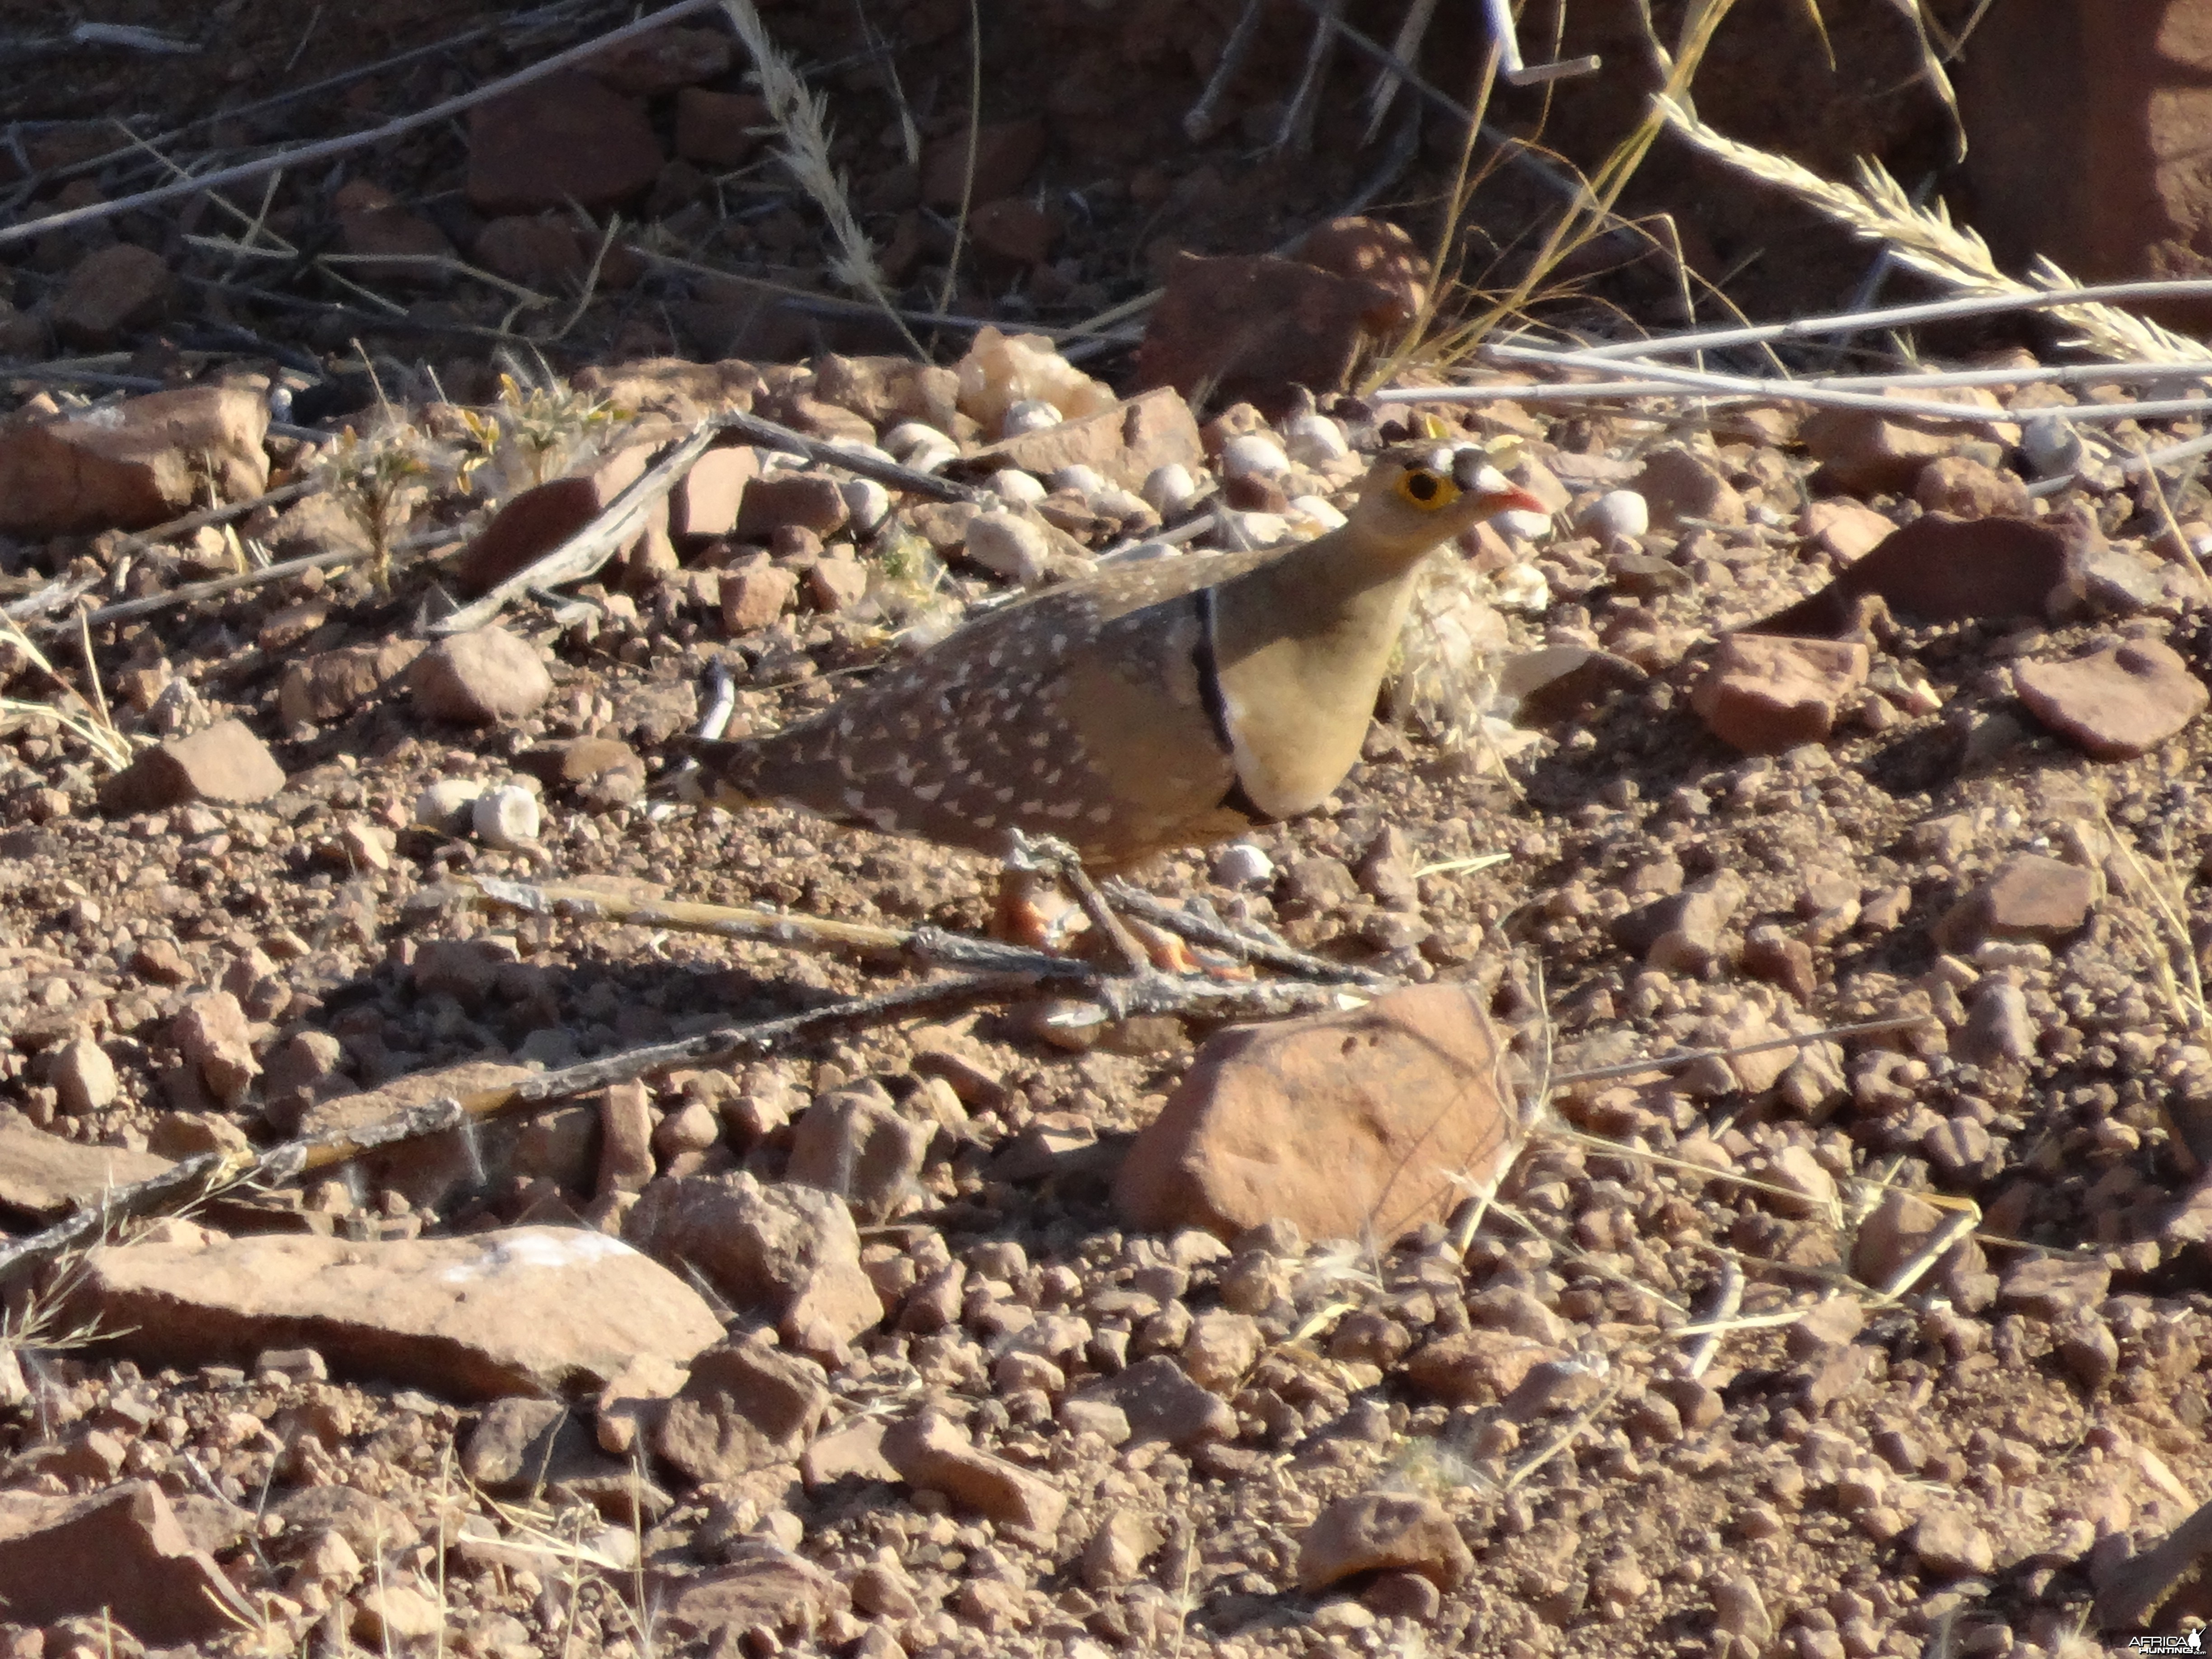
left=472, top=783, right=541, bottom=850
left=1219, top=432, right=1291, bottom=480
left=988, top=469, right=1048, bottom=503
left=415, top=778, right=486, bottom=834
left=841, top=478, right=892, bottom=535
left=1141, top=463, right=1203, bottom=516
left=963, top=511, right=1053, bottom=585
left=1579, top=488, right=1649, bottom=541
left=1000, top=398, right=1062, bottom=437
left=1049, top=464, right=1107, bottom=494
left=1212, top=843, right=1275, bottom=888
left=1281, top=412, right=1349, bottom=466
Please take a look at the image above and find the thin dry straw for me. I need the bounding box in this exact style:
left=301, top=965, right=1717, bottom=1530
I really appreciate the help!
left=1382, top=348, right=2212, bottom=426
left=1648, top=94, right=2209, bottom=367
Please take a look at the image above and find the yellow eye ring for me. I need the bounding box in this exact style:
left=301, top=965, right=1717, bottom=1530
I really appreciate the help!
left=1395, top=468, right=1461, bottom=511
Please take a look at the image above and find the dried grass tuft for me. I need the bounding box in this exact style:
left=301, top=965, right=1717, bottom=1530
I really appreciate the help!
left=1653, top=94, right=2207, bottom=367
left=719, top=0, right=921, bottom=353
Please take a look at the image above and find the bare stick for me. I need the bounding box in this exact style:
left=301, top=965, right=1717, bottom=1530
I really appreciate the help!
left=1397, top=345, right=2212, bottom=426
left=1562, top=276, right=2212, bottom=362
left=66, top=526, right=455, bottom=632
left=715, top=409, right=990, bottom=504
left=1100, top=880, right=1392, bottom=988
left=0, top=969, right=1047, bottom=1292
left=0, top=0, right=724, bottom=249
left=108, top=478, right=323, bottom=560
left=469, top=875, right=1097, bottom=982
left=429, top=422, right=721, bottom=637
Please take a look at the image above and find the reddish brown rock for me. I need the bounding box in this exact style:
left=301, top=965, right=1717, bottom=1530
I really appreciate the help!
left=277, top=639, right=424, bottom=726
left=671, top=444, right=761, bottom=539
left=1934, top=853, right=2096, bottom=952
left=658, top=1556, right=847, bottom=1647
left=77, top=1223, right=722, bottom=1398
left=970, top=197, right=1062, bottom=265
left=624, top=1173, right=883, bottom=1359
left=811, top=354, right=962, bottom=431
left=100, top=718, right=286, bottom=813
left=1403, top=1330, right=1561, bottom=1406
left=2015, top=637, right=2208, bottom=759
left=457, top=436, right=673, bottom=595
left=1115, top=982, right=1516, bottom=1243
left=1073, top=1355, right=1237, bottom=1448
left=587, top=25, right=731, bottom=95
left=1760, top=512, right=2091, bottom=635
left=1136, top=251, right=1402, bottom=408
left=0, top=385, right=270, bottom=536
left=332, top=179, right=454, bottom=286
left=720, top=558, right=798, bottom=633
left=882, top=1409, right=1067, bottom=1535
left=1959, top=0, right=2212, bottom=333
left=675, top=88, right=770, bottom=168
left=1295, top=216, right=1429, bottom=331
left=1633, top=443, right=1746, bottom=530
left=408, top=626, right=555, bottom=725
left=736, top=473, right=851, bottom=538
left=172, top=990, right=258, bottom=1107
left=0, top=1121, right=170, bottom=1219
left=1299, top=1490, right=1475, bottom=1593
left=474, top=216, right=591, bottom=289
left=467, top=71, right=662, bottom=215
left=1914, top=455, right=2034, bottom=518
left=51, top=242, right=172, bottom=345
left=966, top=386, right=1204, bottom=493
left=1691, top=634, right=1869, bottom=754
left=655, top=1332, right=831, bottom=1485
left=921, top=117, right=1047, bottom=207
left=1801, top=389, right=2009, bottom=496
left=1798, top=499, right=1898, bottom=563
left=0, top=1482, right=253, bottom=1643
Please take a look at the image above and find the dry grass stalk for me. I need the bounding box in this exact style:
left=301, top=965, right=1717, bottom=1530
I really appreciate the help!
left=1653, top=94, right=2207, bottom=367
left=1388, top=0, right=1740, bottom=375
left=718, top=0, right=922, bottom=354
left=0, top=609, right=134, bottom=772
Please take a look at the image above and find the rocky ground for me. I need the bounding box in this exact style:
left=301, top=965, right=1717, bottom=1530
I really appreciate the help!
left=7, top=4, right=2212, bottom=1659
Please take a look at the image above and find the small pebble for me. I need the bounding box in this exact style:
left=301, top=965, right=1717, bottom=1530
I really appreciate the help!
left=1049, top=464, right=1107, bottom=494
left=1222, top=510, right=1289, bottom=548
left=1001, top=398, right=1061, bottom=437
left=2020, top=415, right=2083, bottom=480
left=964, top=512, right=1054, bottom=585
left=1579, top=488, right=1650, bottom=540
left=1213, top=843, right=1275, bottom=887
left=989, top=469, right=1048, bottom=504
left=1087, top=485, right=1154, bottom=521
left=1220, top=433, right=1291, bottom=481
left=841, top=479, right=892, bottom=535
left=1281, top=412, right=1349, bottom=466
left=472, top=783, right=541, bottom=850
left=416, top=778, right=487, bottom=833
left=884, top=422, right=960, bottom=471
left=1142, top=464, right=1204, bottom=516
left=1491, top=562, right=1550, bottom=612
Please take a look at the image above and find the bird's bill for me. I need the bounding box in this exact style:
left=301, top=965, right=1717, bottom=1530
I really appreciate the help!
left=1478, top=483, right=1550, bottom=518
